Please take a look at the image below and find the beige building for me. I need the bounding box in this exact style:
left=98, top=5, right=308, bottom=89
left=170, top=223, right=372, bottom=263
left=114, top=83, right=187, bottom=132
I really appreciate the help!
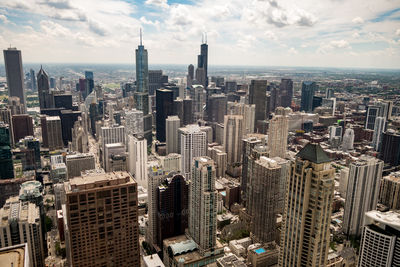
left=0, top=197, right=45, bottom=267
left=279, top=143, right=335, bottom=267
left=64, top=171, right=140, bottom=267
left=379, top=171, right=400, bottom=210
left=45, top=116, right=64, bottom=150
left=65, top=153, right=96, bottom=178
left=268, top=113, right=288, bottom=158
left=223, top=115, right=243, bottom=177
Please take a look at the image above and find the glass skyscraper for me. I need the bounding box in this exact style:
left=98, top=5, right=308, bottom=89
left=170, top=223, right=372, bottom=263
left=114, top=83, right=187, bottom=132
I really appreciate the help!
left=300, top=81, right=317, bottom=112
left=0, top=122, right=14, bottom=179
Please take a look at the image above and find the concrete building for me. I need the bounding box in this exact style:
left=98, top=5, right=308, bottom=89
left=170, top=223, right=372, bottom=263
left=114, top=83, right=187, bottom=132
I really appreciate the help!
left=268, top=113, right=288, bottom=158
left=144, top=254, right=165, bottom=267
left=224, top=115, right=243, bottom=177
left=0, top=243, right=30, bottom=267
left=372, top=116, right=386, bottom=151
left=379, top=171, right=400, bottom=210
left=0, top=196, right=45, bottom=267
left=166, top=116, right=180, bottom=154
left=64, top=171, right=140, bottom=267
left=178, top=125, right=207, bottom=179
left=359, top=210, right=400, bottom=267
left=65, top=153, right=95, bottom=178
left=208, top=146, right=227, bottom=178
left=104, top=143, right=127, bottom=172
left=124, top=109, right=144, bottom=136
left=247, top=157, right=281, bottom=243
left=343, top=156, right=383, bottom=237
left=3, top=48, right=26, bottom=112
left=192, top=85, right=205, bottom=121
left=189, top=157, right=217, bottom=254
left=128, top=135, right=147, bottom=188
left=341, top=128, right=354, bottom=152
left=160, top=153, right=182, bottom=173
left=279, top=143, right=335, bottom=267
left=227, top=102, right=256, bottom=136
left=339, top=167, right=349, bottom=199
left=206, top=94, right=227, bottom=123
left=43, top=116, right=64, bottom=150
left=12, top=115, right=33, bottom=143
left=100, top=125, right=126, bottom=165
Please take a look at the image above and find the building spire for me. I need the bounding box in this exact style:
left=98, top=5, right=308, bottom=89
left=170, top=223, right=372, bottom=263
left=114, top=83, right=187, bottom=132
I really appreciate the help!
left=205, top=32, right=207, bottom=44
left=140, top=28, right=142, bottom=46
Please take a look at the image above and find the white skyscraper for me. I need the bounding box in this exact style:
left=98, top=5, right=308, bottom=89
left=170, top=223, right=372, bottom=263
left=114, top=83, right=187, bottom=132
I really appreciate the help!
left=100, top=125, right=126, bottom=166
left=268, top=114, right=288, bottom=158
left=128, top=135, right=148, bottom=188
left=189, top=157, right=217, bottom=253
left=341, top=128, right=354, bottom=152
left=166, top=116, right=180, bottom=154
left=124, top=109, right=144, bottom=136
left=359, top=210, right=400, bottom=267
left=178, top=124, right=207, bottom=179
left=227, top=102, right=256, bottom=135
left=343, top=156, right=383, bottom=237
left=372, top=116, right=386, bottom=151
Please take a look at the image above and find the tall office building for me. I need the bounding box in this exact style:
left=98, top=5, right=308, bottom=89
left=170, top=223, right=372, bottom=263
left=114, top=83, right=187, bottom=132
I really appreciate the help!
left=379, top=130, right=400, bottom=166
left=359, top=210, right=400, bottom=267
left=379, top=171, right=400, bottom=210
left=104, top=143, right=127, bottom=172
left=148, top=70, right=164, bottom=95
left=156, top=89, right=173, bottom=142
left=341, top=128, right=354, bottom=152
left=30, top=68, right=37, bottom=91
left=157, top=174, right=189, bottom=249
left=268, top=114, right=288, bottom=158
left=178, top=125, right=207, bottom=179
left=280, top=143, right=334, bottom=267
left=64, top=172, right=140, bottom=267
left=279, top=78, right=293, bottom=108
left=249, top=80, right=267, bottom=130
left=343, top=156, right=383, bottom=237
left=227, top=102, right=256, bottom=135
left=173, top=97, right=193, bottom=126
left=189, top=157, right=217, bottom=253
left=300, top=81, right=317, bottom=112
left=197, top=42, right=208, bottom=88
left=65, top=153, right=96, bottom=178
left=127, top=135, right=147, bottom=188
left=37, top=66, right=53, bottom=110
left=372, top=117, right=386, bottom=151
left=223, top=115, right=243, bottom=176
left=365, top=101, right=391, bottom=130
left=247, top=157, right=281, bottom=243
left=192, top=85, right=205, bottom=121
left=84, top=71, right=94, bottom=99
left=12, top=114, right=33, bottom=143
left=42, top=116, right=63, bottom=150
left=100, top=125, right=126, bottom=165
left=134, top=32, right=152, bottom=144
left=206, top=94, right=227, bottom=123
left=208, top=146, right=227, bottom=178
left=0, top=196, right=45, bottom=267
left=0, top=122, right=14, bottom=179
left=124, top=109, right=144, bottom=136
left=166, top=116, right=180, bottom=154
left=3, top=48, right=26, bottom=112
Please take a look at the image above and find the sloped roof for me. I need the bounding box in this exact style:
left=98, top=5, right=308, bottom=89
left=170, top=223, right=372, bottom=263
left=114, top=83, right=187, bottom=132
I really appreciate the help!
left=169, top=239, right=197, bottom=256
left=297, top=143, right=331, bottom=164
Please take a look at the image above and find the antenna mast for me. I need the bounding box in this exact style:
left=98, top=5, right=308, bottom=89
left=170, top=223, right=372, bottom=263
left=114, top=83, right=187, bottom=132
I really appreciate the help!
left=140, top=28, right=142, bottom=46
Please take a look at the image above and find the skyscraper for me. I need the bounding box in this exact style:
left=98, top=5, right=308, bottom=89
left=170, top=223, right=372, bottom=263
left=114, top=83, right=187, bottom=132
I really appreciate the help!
left=84, top=71, right=94, bottom=100
left=280, top=143, right=334, bottom=267
left=43, top=116, right=64, bottom=150
left=192, top=84, right=205, bottom=121
left=249, top=80, right=267, bottom=130
left=178, top=124, right=207, bottom=179
left=197, top=41, right=208, bottom=88
left=279, top=78, right=293, bottom=108
left=300, top=81, right=317, bottom=112
left=206, top=94, right=227, bottom=123
left=30, top=68, right=37, bottom=91
left=0, top=122, right=14, bottom=179
left=3, top=48, right=26, bottom=112
left=343, top=156, right=383, bottom=237
left=227, top=102, right=256, bottom=136
left=157, top=174, right=189, bottom=249
left=156, top=89, right=173, bottom=142
left=341, top=128, right=354, bottom=151
left=65, top=153, right=96, bottom=178
left=247, top=157, right=281, bottom=243
left=379, top=171, right=400, bottom=210
left=37, top=66, right=53, bottom=110
left=224, top=115, right=243, bottom=176
left=12, top=114, right=33, bottom=143
left=189, top=157, right=217, bottom=253
left=124, top=109, right=144, bottom=136
left=64, top=172, right=140, bottom=266
left=166, top=116, right=180, bottom=154
left=379, top=130, right=400, bottom=166
left=134, top=31, right=152, bottom=144
left=127, top=135, right=147, bottom=188
left=359, top=210, right=400, bottom=267
left=268, top=113, right=288, bottom=158
left=372, top=117, right=386, bottom=151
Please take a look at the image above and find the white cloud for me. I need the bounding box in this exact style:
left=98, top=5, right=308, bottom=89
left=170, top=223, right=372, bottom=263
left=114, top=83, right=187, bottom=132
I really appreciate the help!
left=396, top=29, right=400, bottom=36
left=264, top=30, right=278, bottom=41
left=331, top=40, right=351, bottom=49
left=317, top=40, right=351, bottom=54
left=352, top=32, right=360, bottom=38
left=352, top=16, right=364, bottom=24
left=288, top=47, right=298, bottom=54
left=0, top=14, right=9, bottom=24
left=145, top=0, right=168, bottom=9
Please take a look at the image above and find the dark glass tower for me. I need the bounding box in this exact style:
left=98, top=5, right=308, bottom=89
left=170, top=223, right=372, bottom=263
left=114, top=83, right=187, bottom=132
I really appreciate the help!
left=37, top=66, right=53, bottom=110
left=249, top=80, right=267, bottom=130
left=379, top=130, right=400, bottom=166
left=0, top=122, right=14, bottom=179
left=134, top=31, right=152, bottom=144
left=197, top=42, right=208, bottom=88
left=279, top=78, right=293, bottom=108
left=156, top=89, right=173, bottom=142
left=300, top=81, right=317, bottom=112
left=84, top=71, right=94, bottom=100
left=3, top=48, right=26, bottom=112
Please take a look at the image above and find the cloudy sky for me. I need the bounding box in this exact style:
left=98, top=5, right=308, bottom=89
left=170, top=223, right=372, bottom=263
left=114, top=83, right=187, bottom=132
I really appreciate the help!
left=0, top=0, right=399, bottom=68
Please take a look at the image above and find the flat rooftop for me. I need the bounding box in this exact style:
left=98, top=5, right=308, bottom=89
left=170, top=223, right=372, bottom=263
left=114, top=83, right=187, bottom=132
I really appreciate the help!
left=0, top=244, right=28, bottom=267
left=65, top=171, right=134, bottom=192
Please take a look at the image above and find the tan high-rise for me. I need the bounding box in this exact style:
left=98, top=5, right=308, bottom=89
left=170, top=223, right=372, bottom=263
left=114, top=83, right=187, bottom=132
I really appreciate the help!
left=268, top=113, right=288, bottom=158
left=64, top=171, right=139, bottom=267
left=279, top=143, right=334, bottom=267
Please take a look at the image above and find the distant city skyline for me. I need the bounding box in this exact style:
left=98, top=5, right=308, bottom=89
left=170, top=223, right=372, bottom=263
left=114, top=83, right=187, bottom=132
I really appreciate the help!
left=0, top=0, right=399, bottom=68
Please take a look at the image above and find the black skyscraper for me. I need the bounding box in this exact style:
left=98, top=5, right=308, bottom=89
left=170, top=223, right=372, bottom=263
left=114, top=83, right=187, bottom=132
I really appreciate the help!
left=279, top=78, right=293, bottom=108
left=197, top=42, right=208, bottom=88
left=37, top=66, right=53, bottom=110
left=249, top=80, right=267, bottom=129
left=301, top=81, right=317, bottom=112
left=380, top=130, right=400, bottom=166
left=156, top=89, right=173, bottom=142
left=3, top=48, right=26, bottom=112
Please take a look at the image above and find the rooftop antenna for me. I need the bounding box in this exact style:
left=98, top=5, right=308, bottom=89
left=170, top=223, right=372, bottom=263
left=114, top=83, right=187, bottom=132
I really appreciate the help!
left=140, top=28, right=142, bottom=46
left=205, top=32, right=207, bottom=44
left=201, top=33, right=204, bottom=44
